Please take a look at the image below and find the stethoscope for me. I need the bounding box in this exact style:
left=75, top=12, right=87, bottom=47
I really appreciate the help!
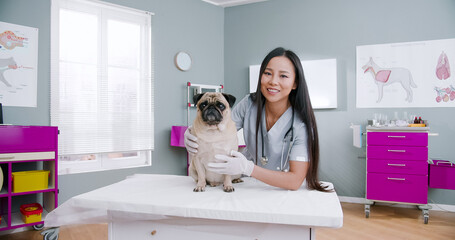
left=260, top=107, right=295, bottom=172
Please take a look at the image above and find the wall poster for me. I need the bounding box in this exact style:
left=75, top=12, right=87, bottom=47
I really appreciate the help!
left=0, top=21, right=38, bottom=107
left=356, top=38, right=454, bottom=108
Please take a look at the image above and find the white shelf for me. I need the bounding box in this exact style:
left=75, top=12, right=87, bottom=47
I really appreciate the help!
left=11, top=209, right=48, bottom=227
left=366, top=126, right=429, bottom=131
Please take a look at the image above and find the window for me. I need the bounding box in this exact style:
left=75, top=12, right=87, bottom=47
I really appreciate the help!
left=50, top=0, right=154, bottom=174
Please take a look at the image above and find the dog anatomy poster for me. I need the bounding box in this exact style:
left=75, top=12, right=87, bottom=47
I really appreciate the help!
left=0, top=21, right=38, bottom=107
left=356, top=38, right=454, bottom=108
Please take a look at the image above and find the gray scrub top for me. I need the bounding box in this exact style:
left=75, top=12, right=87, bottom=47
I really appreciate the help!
left=231, top=95, right=309, bottom=171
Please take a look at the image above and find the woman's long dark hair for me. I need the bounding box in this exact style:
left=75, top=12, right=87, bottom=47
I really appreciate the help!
left=251, top=47, right=329, bottom=192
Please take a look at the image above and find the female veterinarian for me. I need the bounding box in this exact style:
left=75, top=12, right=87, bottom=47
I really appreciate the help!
left=185, top=47, right=328, bottom=192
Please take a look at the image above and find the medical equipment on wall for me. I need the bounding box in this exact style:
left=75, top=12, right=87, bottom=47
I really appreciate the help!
left=260, top=107, right=294, bottom=172
left=186, top=82, right=223, bottom=126
left=350, top=123, right=363, bottom=148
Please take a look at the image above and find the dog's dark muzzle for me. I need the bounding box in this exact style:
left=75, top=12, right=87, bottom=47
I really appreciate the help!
left=202, top=105, right=223, bottom=125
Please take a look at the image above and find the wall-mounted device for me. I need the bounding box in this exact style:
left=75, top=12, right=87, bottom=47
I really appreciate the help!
left=186, top=82, right=223, bottom=126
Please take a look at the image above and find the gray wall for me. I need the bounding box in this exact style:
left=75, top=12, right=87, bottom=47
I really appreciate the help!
left=1, top=0, right=454, bottom=206
left=224, top=0, right=455, bottom=205
left=0, top=0, right=223, bottom=203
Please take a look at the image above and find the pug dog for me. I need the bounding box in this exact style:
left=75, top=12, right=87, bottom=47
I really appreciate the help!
left=188, top=92, right=241, bottom=192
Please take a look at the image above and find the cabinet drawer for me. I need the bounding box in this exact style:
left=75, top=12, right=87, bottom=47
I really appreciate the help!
left=367, top=132, right=428, bottom=146
left=367, top=159, right=428, bottom=175
left=367, top=146, right=428, bottom=161
left=0, top=152, right=56, bottom=162
left=367, top=173, right=428, bottom=204
left=0, top=126, right=58, bottom=152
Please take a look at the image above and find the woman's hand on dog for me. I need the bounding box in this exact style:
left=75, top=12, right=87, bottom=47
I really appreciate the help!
left=184, top=127, right=198, bottom=154
left=208, top=150, right=254, bottom=176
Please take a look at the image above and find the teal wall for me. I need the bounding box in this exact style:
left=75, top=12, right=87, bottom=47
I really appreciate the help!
left=1, top=0, right=455, bottom=206
left=0, top=0, right=223, bottom=203
left=224, top=0, right=455, bottom=205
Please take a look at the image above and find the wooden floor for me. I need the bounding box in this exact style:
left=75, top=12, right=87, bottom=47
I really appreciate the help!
left=1, top=202, right=454, bottom=240
left=317, top=203, right=455, bottom=240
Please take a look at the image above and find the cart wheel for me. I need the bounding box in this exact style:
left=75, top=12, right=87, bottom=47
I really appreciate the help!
left=364, top=205, right=370, bottom=218
left=41, top=227, right=60, bottom=240
left=421, top=208, right=430, bottom=224
left=33, top=223, right=44, bottom=231
left=44, top=233, right=59, bottom=240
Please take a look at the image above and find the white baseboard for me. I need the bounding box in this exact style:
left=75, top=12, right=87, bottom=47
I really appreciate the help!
left=338, top=196, right=455, bottom=212
left=338, top=196, right=366, bottom=204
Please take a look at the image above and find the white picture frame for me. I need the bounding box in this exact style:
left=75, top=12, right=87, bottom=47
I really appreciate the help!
left=249, top=59, right=337, bottom=109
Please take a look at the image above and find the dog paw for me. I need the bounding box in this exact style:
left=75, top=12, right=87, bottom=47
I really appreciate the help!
left=193, top=186, right=205, bottom=192
left=223, top=185, right=235, bottom=192
left=232, top=178, right=243, bottom=184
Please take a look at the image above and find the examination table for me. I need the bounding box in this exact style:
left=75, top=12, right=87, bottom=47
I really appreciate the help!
left=44, top=174, right=343, bottom=240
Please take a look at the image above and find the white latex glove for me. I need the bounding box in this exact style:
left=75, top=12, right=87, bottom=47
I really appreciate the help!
left=208, top=150, right=255, bottom=176
left=184, top=127, right=198, bottom=154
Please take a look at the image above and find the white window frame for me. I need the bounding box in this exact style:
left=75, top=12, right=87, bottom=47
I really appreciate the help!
left=58, top=151, right=151, bottom=175
left=51, top=0, right=154, bottom=175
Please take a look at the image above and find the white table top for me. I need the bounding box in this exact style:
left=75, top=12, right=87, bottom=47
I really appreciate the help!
left=45, top=174, right=343, bottom=228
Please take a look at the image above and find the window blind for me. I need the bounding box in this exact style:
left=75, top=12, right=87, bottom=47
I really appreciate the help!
left=51, top=0, right=154, bottom=156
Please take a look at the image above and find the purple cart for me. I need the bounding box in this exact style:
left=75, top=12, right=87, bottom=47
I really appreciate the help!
left=365, top=126, right=431, bottom=224
left=0, top=125, right=58, bottom=232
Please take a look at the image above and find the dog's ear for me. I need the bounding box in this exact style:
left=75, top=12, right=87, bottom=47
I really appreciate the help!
left=222, top=94, right=236, bottom=108
left=193, top=93, right=205, bottom=105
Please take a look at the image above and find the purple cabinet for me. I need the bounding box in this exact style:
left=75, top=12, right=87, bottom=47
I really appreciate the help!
left=366, top=130, right=428, bottom=205
left=0, top=126, right=57, bottom=153
left=0, top=125, right=58, bottom=231
left=429, top=160, right=455, bottom=190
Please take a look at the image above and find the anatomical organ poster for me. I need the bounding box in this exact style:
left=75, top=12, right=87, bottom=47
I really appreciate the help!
left=0, top=21, right=38, bottom=107
left=356, top=38, right=455, bottom=108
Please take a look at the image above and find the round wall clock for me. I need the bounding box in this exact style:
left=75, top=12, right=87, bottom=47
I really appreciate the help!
left=175, top=51, right=192, bottom=71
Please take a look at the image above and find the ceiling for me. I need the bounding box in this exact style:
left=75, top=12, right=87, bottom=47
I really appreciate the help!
left=202, top=0, right=268, bottom=7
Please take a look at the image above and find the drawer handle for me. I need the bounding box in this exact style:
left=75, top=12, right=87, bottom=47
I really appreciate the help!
left=387, top=150, right=406, bottom=153
left=388, top=136, right=406, bottom=138
left=387, top=177, right=406, bottom=181
left=387, top=163, right=406, bottom=167
left=435, top=160, right=453, bottom=166
left=0, top=155, right=15, bottom=160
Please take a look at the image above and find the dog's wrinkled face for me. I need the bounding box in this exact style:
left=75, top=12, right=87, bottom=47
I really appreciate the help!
left=194, top=92, right=236, bottom=126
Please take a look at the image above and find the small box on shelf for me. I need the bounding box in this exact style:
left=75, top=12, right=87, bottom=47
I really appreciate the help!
left=408, top=123, right=426, bottom=127
left=20, top=203, right=43, bottom=224
left=12, top=170, right=50, bottom=193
